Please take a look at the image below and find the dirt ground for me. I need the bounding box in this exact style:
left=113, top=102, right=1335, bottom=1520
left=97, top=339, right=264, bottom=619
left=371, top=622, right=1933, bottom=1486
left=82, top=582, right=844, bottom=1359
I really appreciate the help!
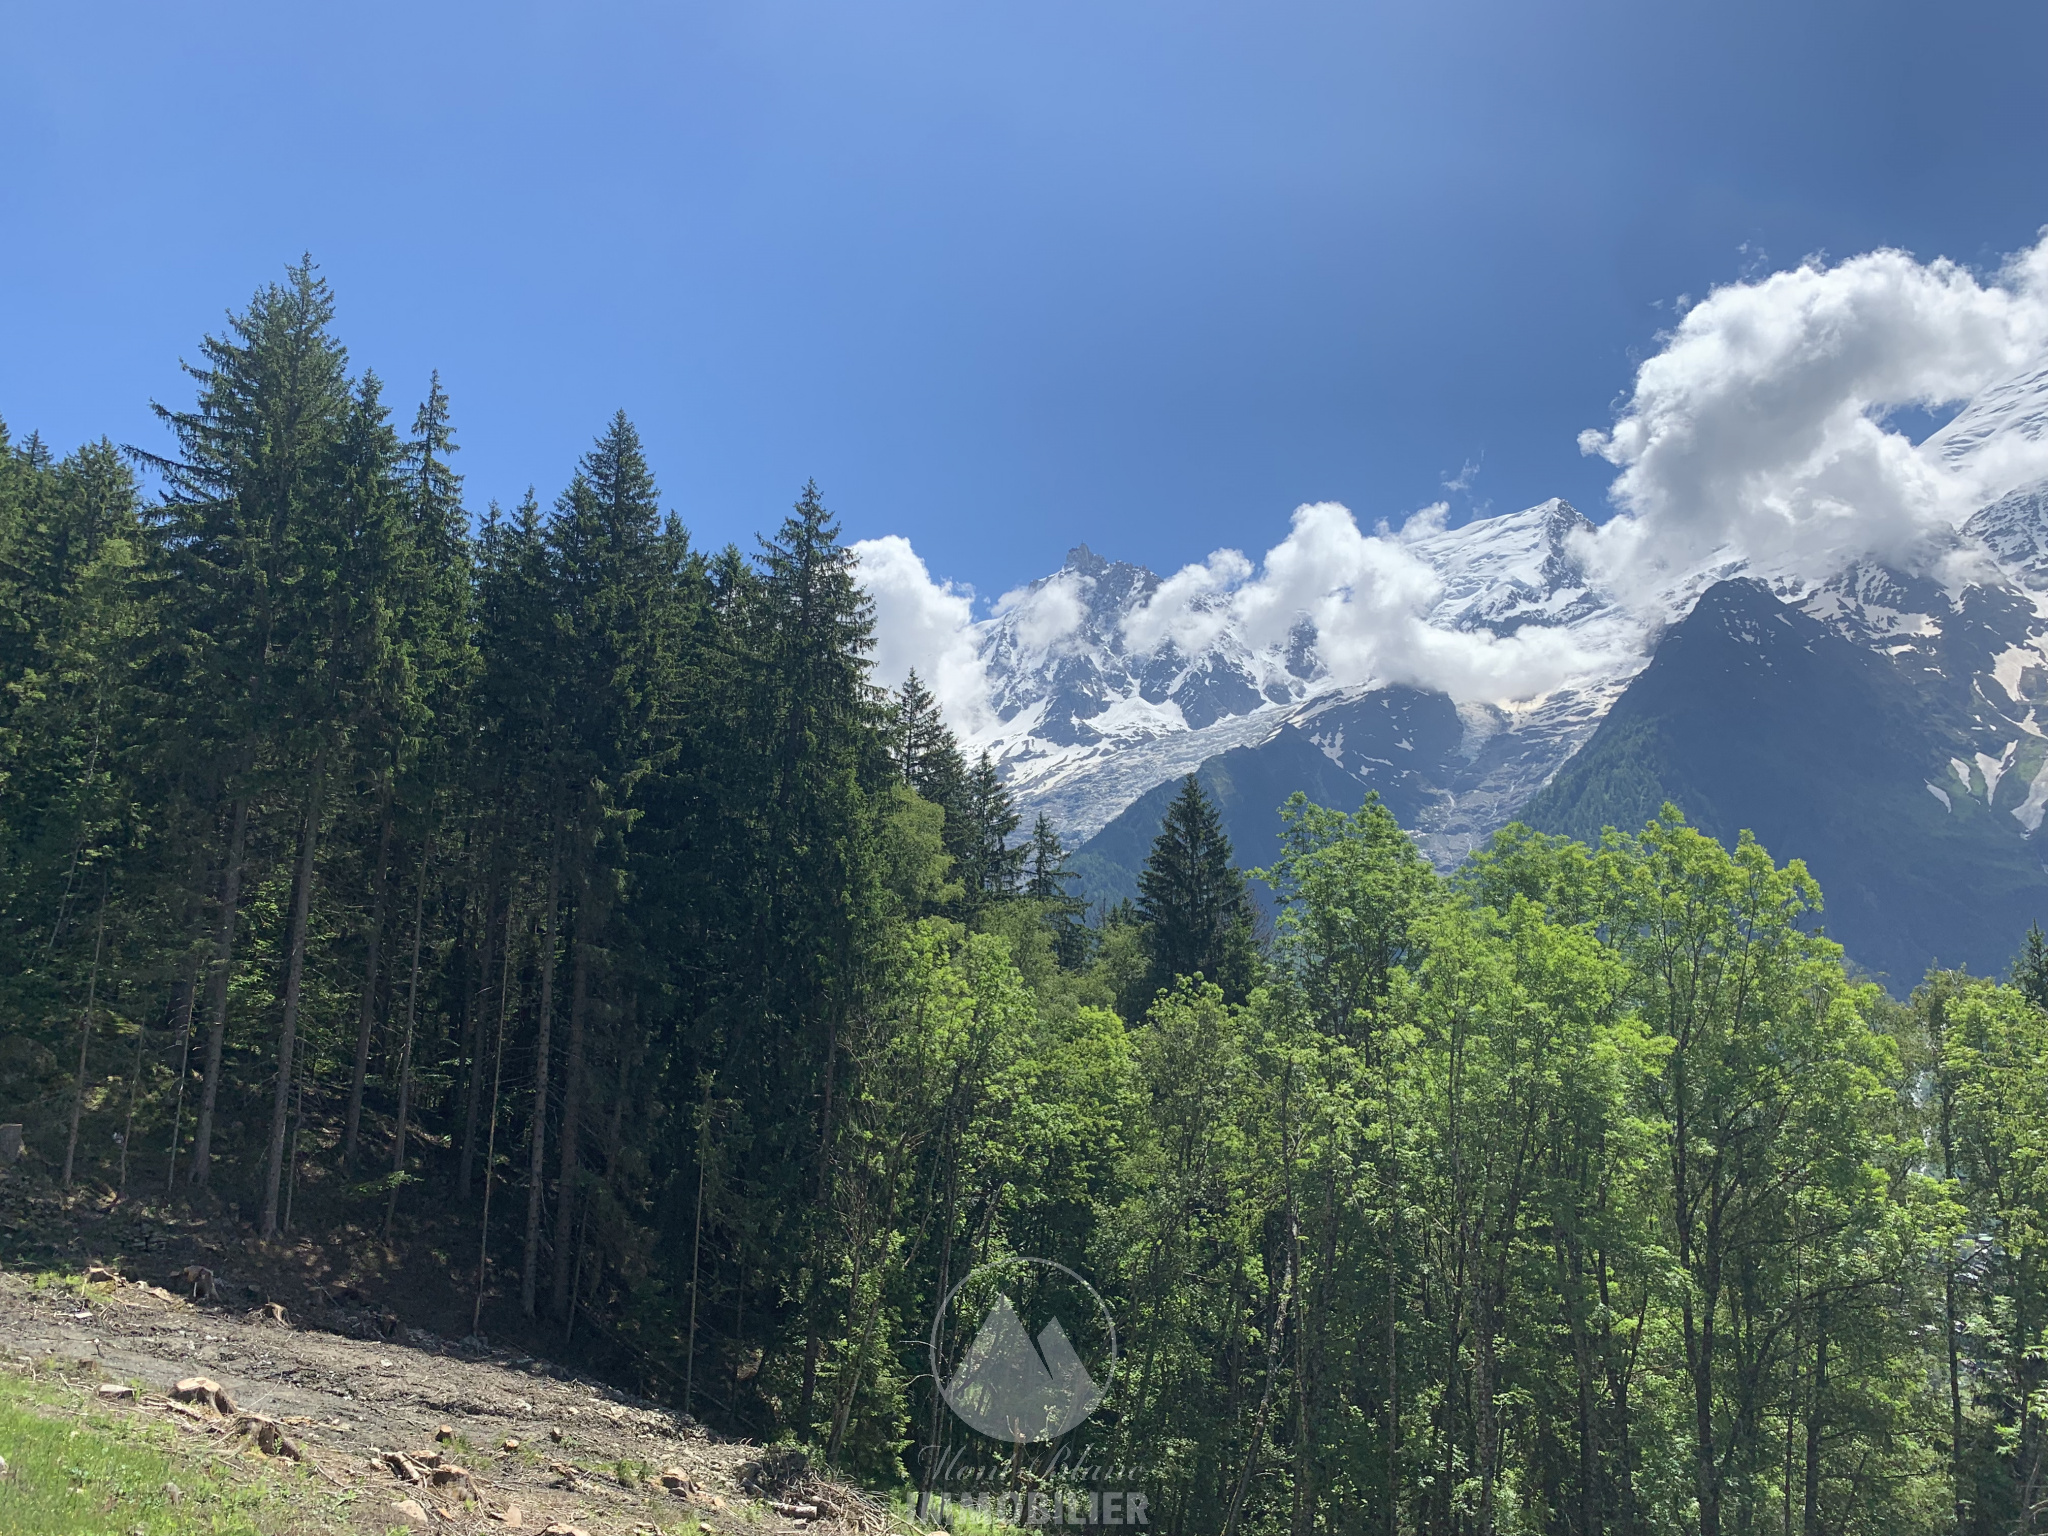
left=0, top=1264, right=892, bottom=1536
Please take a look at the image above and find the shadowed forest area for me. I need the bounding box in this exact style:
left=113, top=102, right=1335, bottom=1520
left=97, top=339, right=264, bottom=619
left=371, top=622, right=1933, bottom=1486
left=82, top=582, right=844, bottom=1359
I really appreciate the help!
left=4, top=262, right=2048, bottom=1536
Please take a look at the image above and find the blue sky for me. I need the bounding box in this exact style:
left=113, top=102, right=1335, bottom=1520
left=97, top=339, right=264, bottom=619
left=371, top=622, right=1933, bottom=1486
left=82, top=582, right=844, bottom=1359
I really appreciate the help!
left=3, top=1, right=2043, bottom=605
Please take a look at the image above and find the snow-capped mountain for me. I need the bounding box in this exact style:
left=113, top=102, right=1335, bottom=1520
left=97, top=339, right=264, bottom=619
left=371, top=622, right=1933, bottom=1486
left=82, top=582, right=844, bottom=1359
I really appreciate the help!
left=971, top=498, right=1640, bottom=851
left=928, top=349, right=2048, bottom=978
left=972, top=356, right=2048, bottom=875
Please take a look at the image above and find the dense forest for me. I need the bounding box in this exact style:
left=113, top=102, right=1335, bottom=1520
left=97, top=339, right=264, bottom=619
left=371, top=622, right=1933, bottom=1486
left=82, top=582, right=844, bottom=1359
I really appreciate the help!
left=4, top=261, right=2048, bottom=1536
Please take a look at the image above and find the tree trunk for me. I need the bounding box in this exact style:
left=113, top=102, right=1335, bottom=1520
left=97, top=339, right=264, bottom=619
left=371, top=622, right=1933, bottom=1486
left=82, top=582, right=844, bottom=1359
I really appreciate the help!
left=342, top=790, right=395, bottom=1170
left=522, top=837, right=563, bottom=1318
left=62, top=889, right=110, bottom=1188
left=472, top=897, right=519, bottom=1339
left=382, top=837, right=432, bottom=1240
left=800, top=994, right=846, bottom=1426
left=261, top=750, right=327, bottom=1237
left=1803, top=1319, right=1828, bottom=1536
left=1383, top=1198, right=1400, bottom=1536
left=284, top=1080, right=305, bottom=1232
left=1222, top=1243, right=1296, bottom=1536
left=1688, top=1286, right=1721, bottom=1536
left=550, top=899, right=594, bottom=1319
left=117, top=1006, right=147, bottom=1196
left=458, top=879, right=498, bottom=1199
left=191, top=793, right=251, bottom=1187
left=684, top=1075, right=713, bottom=1419
left=1562, top=1234, right=1602, bottom=1536
left=165, top=949, right=202, bottom=1192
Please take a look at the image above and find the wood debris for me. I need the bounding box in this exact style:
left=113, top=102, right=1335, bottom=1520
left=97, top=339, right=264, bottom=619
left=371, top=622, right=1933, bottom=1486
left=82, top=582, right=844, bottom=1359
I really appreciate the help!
left=171, top=1376, right=236, bottom=1414
left=230, top=1412, right=301, bottom=1459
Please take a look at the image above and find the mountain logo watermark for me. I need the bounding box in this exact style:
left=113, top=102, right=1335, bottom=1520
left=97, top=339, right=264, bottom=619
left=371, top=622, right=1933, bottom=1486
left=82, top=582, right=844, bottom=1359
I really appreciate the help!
left=930, top=1257, right=1116, bottom=1443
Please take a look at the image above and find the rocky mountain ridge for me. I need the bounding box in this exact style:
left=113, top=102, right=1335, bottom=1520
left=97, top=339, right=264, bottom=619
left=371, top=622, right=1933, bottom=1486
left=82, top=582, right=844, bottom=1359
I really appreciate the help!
left=973, top=497, right=1639, bottom=851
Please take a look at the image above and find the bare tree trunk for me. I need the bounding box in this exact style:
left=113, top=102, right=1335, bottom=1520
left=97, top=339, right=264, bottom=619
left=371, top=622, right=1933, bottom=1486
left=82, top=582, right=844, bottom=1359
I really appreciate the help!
left=45, top=706, right=105, bottom=955
left=522, top=837, right=562, bottom=1318
left=382, top=837, right=432, bottom=1241
left=473, top=899, right=518, bottom=1338
left=342, top=790, right=395, bottom=1170
left=164, top=948, right=202, bottom=1193
left=684, top=1074, right=712, bottom=1419
left=117, top=1011, right=146, bottom=1197
left=800, top=993, right=846, bottom=1425
left=458, top=879, right=498, bottom=1199
left=550, top=898, right=594, bottom=1319
left=284, top=1079, right=305, bottom=1232
left=1223, top=1244, right=1296, bottom=1536
left=1383, top=1201, right=1400, bottom=1536
left=191, top=794, right=251, bottom=1186
left=261, top=749, right=327, bottom=1237
left=606, top=996, right=634, bottom=1171
left=62, top=886, right=110, bottom=1189
left=564, top=1197, right=593, bottom=1343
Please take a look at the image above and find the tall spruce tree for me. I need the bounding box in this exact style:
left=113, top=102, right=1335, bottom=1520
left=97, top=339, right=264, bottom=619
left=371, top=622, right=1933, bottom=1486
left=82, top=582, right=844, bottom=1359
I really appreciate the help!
left=1025, top=813, right=1088, bottom=967
left=2012, top=920, right=2048, bottom=1009
left=960, top=750, right=1023, bottom=906
left=1135, top=775, right=1257, bottom=1006
left=134, top=257, right=354, bottom=1190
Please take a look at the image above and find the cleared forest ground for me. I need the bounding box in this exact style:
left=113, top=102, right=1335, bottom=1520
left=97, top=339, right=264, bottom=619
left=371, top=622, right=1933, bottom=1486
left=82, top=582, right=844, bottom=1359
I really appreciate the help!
left=0, top=1202, right=897, bottom=1536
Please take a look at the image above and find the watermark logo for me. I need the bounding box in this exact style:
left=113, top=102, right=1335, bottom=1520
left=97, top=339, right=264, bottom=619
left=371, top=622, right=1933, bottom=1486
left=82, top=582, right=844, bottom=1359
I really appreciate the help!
left=931, top=1257, right=1115, bottom=1443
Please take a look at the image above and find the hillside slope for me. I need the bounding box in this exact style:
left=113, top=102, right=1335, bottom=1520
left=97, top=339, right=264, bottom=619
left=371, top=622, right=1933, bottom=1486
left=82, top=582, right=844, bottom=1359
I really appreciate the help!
left=1520, top=579, right=2048, bottom=982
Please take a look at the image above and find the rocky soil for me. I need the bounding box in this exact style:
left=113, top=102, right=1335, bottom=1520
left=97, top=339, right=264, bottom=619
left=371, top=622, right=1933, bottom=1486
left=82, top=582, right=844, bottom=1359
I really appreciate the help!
left=0, top=1263, right=891, bottom=1536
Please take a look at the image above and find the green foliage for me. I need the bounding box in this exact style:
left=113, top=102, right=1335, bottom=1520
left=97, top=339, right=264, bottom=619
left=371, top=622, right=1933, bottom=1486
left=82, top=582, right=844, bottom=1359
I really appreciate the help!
left=0, top=1368, right=297, bottom=1534
left=7, top=262, right=2048, bottom=1536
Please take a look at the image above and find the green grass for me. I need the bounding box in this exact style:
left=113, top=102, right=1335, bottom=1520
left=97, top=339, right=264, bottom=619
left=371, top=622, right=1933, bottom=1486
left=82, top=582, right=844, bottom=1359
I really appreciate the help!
left=0, top=1366, right=339, bottom=1534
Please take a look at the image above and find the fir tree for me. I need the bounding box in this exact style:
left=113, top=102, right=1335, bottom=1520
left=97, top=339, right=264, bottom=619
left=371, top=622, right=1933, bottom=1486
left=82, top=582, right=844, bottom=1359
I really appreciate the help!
left=1026, top=813, right=1088, bottom=967
left=961, top=750, right=1023, bottom=904
left=2014, top=920, right=2048, bottom=1009
left=1135, top=775, right=1257, bottom=1006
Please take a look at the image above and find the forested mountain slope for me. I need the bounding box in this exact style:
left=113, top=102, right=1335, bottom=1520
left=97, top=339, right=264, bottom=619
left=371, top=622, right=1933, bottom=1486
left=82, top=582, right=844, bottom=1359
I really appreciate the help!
left=1522, top=578, right=2048, bottom=981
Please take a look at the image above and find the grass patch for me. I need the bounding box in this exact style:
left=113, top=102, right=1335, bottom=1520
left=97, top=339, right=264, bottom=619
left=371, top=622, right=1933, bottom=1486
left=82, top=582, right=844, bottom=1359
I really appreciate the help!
left=0, top=1367, right=337, bottom=1534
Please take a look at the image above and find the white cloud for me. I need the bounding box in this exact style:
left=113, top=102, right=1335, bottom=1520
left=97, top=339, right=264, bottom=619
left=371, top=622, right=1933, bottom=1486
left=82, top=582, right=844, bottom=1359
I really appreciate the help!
left=1126, top=501, right=1634, bottom=700
left=862, top=233, right=2048, bottom=727
left=1119, top=548, right=1251, bottom=657
left=992, top=570, right=1090, bottom=657
left=850, top=536, right=992, bottom=731
left=1581, top=234, right=2048, bottom=601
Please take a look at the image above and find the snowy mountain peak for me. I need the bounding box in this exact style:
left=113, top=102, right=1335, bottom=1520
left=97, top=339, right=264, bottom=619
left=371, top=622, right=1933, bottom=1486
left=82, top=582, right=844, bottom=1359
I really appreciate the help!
left=1062, top=543, right=1113, bottom=578
left=1963, top=479, right=2048, bottom=592
left=970, top=496, right=1635, bottom=841
left=964, top=355, right=2048, bottom=851
left=1927, top=363, right=2048, bottom=471
left=1406, top=497, right=1602, bottom=637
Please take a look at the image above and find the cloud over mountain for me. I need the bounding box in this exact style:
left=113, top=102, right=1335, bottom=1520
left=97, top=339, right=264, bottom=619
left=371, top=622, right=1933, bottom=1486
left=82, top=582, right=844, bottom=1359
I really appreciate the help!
left=860, top=233, right=2048, bottom=731
left=1583, top=235, right=2048, bottom=598
left=849, top=534, right=992, bottom=731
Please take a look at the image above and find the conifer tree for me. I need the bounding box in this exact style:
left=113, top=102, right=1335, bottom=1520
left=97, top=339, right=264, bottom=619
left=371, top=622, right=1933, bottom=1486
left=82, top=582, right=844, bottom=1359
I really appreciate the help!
left=135, top=257, right=353, bottom=1188
left=960, top=751, right=1023, bottom=905
left=1135, top=775, right=1257, bottom=1005
left=1025, top=813, right=1088, bottom=967
left=2012, top=920, right=2048, bottom=1009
